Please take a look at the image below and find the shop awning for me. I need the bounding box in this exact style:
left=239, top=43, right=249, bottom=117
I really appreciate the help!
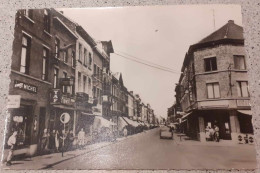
left=237, top=110, right=252, bottom=116
left=93, top=116, right=116, bottom=130
left=181, top=112, right=192, bottom=120
left=122, top=117, right=140, bottom=127
left=118, top=117, right=128, bottom=131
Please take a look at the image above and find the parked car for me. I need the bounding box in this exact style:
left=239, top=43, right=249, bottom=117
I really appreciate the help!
left=160, top=126, right=173, bottom=140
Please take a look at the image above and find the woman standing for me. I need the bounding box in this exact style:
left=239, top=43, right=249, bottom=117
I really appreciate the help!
left=55, top=130, right=60, bottom=152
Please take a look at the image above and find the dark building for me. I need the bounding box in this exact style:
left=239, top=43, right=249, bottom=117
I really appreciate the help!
left=6, top=9, right=54, bottom=157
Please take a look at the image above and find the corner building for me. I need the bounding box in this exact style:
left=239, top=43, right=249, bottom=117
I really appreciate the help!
left=177, top=20, right=253, bottom=142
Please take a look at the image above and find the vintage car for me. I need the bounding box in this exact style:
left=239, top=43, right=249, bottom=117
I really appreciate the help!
left=160, top=126, right=173, bottom=139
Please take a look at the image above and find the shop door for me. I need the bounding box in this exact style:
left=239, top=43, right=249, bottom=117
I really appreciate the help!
left=39, top=108, right=46, bottom=136
left=219, top=121, right=231, bottom=140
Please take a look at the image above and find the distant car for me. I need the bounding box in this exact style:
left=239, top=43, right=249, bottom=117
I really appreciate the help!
left=160, top=126, right=173, bottom=140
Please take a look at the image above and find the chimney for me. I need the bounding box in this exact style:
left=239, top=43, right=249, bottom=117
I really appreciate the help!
left=228, top=20, right=234, bottom=24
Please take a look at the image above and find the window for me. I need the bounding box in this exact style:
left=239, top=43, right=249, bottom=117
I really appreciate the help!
left=97, top=66, right=100, bottom=79
left=204, top=57, right=217, bottom=72
left=23, top=9, right=33, bottom=19
left=63, top=51, right=68, bottom=63
left=84, top=48, right=87, bottom=66
left=53, top=68, right=59, bottom=88
left=234, top=55, right=246, bottom=70
left=55, top=38, right=60, bottom=59
left=237, top=81, right=249, bottom=97
left=89, top=53, right=92, bottom=68
left=62, top=72, right=67, bottom=93
left=43, top=9, right=50, bottom=33
left=20, top=35, right=31, bottom=74
left=97, top=88, right=100, bottom=104
left=88, top=77, right=91, bottom=93
left=42, top=48, right=48, bottom=80
left=93, top=86, right=96, bottom=97
left=94, top=64, right=97, bottom=76
left=206, top=82, right=220, bottom=99
left=71, top=51, right=76, bottom=68
left=78, top=44, right=82, bottom=62
left=83, top=75, right=87, bottom=93
left=78, top=72, right=81, bottom=92
left=71, top=77, right=75, bottom=95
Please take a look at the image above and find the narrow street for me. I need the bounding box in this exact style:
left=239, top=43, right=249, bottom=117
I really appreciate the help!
left=48, top=128, right=256, bottom=170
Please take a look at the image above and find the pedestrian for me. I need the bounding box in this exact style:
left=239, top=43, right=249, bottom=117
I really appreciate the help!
left=67, top=130, right=74, bottom=151
left=6, top=131, right=18, bottom=166
left=55, top=130, right=60, bottom=152
left=78, top=128, right=85, bottom=149
left=123, top=127, right=128, bottom=137
left=60, top=130, right=67, bottom=152
left=205, top=126, right=210, bottom=141
left=49, top=129, right=56, bottom=152
left=209, top=127, right=215, bottom=141
left=214, top=125, right=220, bottom=142
left=41, top=129, right=49, bottom=154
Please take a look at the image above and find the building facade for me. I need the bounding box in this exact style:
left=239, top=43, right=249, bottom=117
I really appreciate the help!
left=177, top=20, right=253, bottom=142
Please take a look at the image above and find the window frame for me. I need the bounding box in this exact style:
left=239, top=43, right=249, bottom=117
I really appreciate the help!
left=53, top=68, right=59, bottom=89
left=206, top=82, right=220, bottom=99
left=43, top=9, right=51, bottom=33
left=20, top=34, right=31, bottom=74
left=237, top=81, right=249, bottom=97
left=204, top=57, right=217, bottom=72
left=42, top=47, right=49, bottom=80
left=234, top=55, right=246, bottom=70
left=54, top=38, right=60, bottom=59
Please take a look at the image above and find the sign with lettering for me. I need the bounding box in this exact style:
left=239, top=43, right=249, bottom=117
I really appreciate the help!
left=50, top=89, right=62, bottom=104
left=14, top=80, right=37, bottom=93
left=7, top=95, right=21, bottom=108
left=60, top=112, right=70, bottom=124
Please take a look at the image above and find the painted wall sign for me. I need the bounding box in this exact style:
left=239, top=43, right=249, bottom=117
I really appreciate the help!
left=14, top=80, right=37, bottom=93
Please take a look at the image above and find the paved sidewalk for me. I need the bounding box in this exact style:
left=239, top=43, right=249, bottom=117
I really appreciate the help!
left=173, top=132, right=254, bottom=147
left=2, top=129, right=154, bottom=170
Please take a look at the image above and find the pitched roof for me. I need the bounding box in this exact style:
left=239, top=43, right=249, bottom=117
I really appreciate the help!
left=198, top=20, right=243, bottom=44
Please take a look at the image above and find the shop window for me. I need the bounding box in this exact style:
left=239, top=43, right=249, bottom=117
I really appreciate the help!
left=54, top=38, right=60, bottom=59
left=53, top=68, right=59, bottom=88
left=71, top=51, right=76, bottom=68
left=206, top=82, right=220, bottom=99
left=204, top=57, right=217, bottom=72
left=20, top=34, right=31, bottom=74
left=42, top=48, right=48, bottom=80
left=44, top=9, right=50, bottom=33
left=234, top=55, right=246, bottom=70
left=237, top=81, right=249, bottom=97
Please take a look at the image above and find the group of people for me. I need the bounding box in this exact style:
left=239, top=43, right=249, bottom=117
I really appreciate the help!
left=205, top=125, right=220, bottom=142
left=40, top=129, right=76, bottom=154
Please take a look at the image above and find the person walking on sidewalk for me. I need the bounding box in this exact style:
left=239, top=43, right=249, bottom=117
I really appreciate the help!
left=78, top=128, right=85, bottom=149
left=49, top=129, right=56, bottom=152
left=6, top=131, right=18, bottom=166
left=67, top=130, right=74, bottom=151
left=41, top=129, right=49, bottom=154
left=55, top=130, right=60, bottom=152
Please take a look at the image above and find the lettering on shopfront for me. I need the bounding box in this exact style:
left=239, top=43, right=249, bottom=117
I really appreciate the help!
left=14, top=80, right=37, bottom=93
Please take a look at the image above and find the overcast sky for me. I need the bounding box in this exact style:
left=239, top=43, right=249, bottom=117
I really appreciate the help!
left=59, top=5, right=242, bottom=118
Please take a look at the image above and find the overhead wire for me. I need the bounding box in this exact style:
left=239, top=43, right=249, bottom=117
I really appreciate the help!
left=113, top=52, right=181, bottom=74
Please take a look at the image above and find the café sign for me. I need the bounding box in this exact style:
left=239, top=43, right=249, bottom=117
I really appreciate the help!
left=14, top=80, right=37, bottom=93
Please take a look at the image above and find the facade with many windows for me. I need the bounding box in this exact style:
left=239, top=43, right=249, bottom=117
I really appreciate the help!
left=176, top=20, right=252, bottom=142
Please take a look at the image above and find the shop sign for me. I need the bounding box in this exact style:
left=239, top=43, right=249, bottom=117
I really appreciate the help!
left=14, top=80, right=37, bottom=93
left=7, top=95, right=21, bottom=108
left=50, top=89, right=62, bottom=104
